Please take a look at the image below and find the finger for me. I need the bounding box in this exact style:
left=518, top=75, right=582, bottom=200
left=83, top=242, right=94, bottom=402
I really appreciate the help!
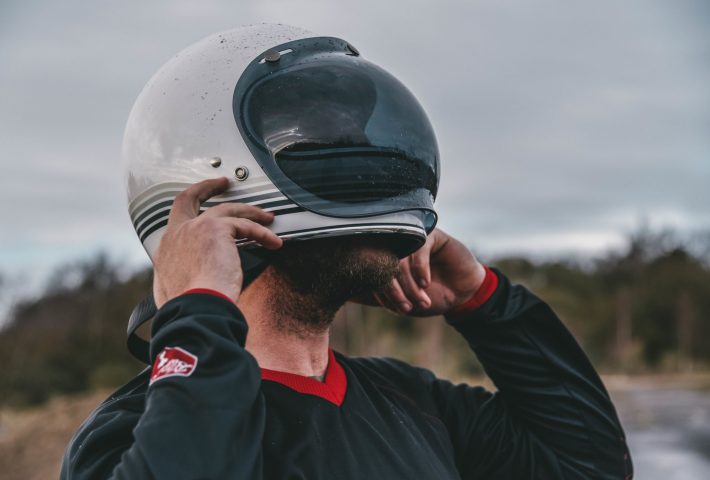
left=429, top=228, right=451, bottom=256
left=169, top=177, right=230, bottom=225
left=381, top=278, right=412, bottom=313
left=374, top=290, right=398, bottom=312
left=410, top=236, right=434, bottom=288
left=373, top=292, right=396, bottom=311
left=397, top=260, right=431, bottom=309
left=224, top=218, right=283, bottom=250
left=200, top=202, right=275, bottom=224
left=372, top=292, right=385, bottom=308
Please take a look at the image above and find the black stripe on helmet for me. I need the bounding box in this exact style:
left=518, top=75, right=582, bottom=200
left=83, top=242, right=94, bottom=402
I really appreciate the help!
left=138, top=203, right=304, bottom=243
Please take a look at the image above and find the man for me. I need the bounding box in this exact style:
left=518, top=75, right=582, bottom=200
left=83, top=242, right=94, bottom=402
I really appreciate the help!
left=62, top=25, right=632, bottom=479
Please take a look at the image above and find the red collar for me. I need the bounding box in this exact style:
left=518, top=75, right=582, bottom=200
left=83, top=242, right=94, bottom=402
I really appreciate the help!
left=260, top=349, right=347, bottom=406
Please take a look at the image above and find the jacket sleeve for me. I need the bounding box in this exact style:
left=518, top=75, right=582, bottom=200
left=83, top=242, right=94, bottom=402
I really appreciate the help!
left=61, top=292, right=265, bottom=480
left=427, top=269, right=633, bottom=479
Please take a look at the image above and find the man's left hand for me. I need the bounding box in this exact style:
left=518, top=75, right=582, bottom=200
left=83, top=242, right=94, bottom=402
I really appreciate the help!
left=361, top=229, right=486, bottom=317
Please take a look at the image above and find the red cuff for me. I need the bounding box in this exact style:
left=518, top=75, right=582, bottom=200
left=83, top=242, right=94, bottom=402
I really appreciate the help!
left=181, top=288, right=235, bottom=304
left=446, top=265, right=498, bottom=316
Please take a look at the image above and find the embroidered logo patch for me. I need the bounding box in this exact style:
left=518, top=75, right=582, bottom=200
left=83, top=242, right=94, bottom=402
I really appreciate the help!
left=150, top=346, right=198, bottom=385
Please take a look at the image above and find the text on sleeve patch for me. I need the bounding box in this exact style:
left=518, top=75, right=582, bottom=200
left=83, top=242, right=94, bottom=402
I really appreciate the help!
left=150, top=346, right=198, bottom=385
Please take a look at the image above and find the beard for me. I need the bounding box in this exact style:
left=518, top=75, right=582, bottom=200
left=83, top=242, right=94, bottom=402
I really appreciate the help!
left=260, top=236, right=399, bottom=336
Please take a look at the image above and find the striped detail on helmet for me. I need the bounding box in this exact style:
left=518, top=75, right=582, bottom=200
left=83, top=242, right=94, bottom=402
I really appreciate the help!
left=129, top=179, right=304, bottom=243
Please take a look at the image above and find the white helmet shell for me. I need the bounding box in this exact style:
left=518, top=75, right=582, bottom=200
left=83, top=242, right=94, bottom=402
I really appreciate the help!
left=123, top=24, right=437, bottom=262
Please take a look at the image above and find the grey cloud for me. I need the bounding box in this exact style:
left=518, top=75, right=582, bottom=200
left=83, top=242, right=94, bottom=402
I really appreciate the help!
left=1, top=0, right=709, bottom=279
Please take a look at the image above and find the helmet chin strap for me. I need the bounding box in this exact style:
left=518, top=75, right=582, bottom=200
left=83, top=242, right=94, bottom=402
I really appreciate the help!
left=126, top=249, right=271, bottom=364
left=239, top=248, right=272, bottom=286
left=126, top=293, right=156, bottom=364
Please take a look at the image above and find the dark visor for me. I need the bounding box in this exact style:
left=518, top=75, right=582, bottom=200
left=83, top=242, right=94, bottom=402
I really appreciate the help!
left=233, top=37, right=439, bottom=231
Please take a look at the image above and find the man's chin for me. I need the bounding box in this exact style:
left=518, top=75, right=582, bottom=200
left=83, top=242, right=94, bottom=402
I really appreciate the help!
left=351, top=243, right=398, bottom=263
left=269, top=236, right=400, bottom=297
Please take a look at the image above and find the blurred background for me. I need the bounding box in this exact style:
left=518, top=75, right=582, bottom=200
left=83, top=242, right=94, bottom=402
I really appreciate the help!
left=1, top=0, right=709, bottom=478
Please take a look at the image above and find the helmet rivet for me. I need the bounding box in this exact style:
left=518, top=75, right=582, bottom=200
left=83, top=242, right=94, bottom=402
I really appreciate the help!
left=234, top=166, right=249, bottom=181
left=264, top=50, right=281, bottom=63
left=209, top=156, right=222, bottom=168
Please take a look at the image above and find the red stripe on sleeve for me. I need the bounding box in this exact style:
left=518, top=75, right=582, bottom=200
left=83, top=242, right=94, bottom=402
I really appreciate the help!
left=181, top=288, right=235, bottom=304
left=446, top=265, right=498, bottom=316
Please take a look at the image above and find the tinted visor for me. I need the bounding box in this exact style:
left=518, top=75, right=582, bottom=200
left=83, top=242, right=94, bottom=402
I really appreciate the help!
left=233, top=37, right=439, bottom=231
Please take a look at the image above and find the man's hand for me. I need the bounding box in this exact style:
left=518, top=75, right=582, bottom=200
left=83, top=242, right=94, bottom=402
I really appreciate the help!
left=366, top=229, right=486, bottom=317
left=152, top=177, right=283, bottom=308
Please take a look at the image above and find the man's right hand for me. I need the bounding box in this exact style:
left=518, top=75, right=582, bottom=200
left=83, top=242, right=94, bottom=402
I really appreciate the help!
left=152, top=177, right=283, bottom=308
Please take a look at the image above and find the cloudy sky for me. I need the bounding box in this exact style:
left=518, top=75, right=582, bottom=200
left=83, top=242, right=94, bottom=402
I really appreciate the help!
left=1, top=0, right=709, bottom=288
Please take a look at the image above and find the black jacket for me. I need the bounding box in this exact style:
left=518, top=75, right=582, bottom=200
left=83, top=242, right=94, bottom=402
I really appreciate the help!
left=61, top=270, right=633, bottom=479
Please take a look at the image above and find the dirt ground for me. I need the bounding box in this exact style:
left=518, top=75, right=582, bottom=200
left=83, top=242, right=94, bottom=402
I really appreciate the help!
left=0, top=390, right=110, bottom=480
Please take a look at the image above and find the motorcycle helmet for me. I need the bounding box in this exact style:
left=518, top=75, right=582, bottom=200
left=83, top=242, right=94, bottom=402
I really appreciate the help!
left=123, top=24, right=440, bottom=282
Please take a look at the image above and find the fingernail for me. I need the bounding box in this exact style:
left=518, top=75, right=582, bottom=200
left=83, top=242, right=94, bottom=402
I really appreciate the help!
left=400, top=302, right=411, bottom=312
left=418, top=278, right=428, bottom=288
left=418, top=300, right=429, bottom=309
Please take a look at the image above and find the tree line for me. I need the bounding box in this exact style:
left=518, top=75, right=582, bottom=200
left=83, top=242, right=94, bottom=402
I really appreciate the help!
left=1, top=228, right=708, bottom=407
